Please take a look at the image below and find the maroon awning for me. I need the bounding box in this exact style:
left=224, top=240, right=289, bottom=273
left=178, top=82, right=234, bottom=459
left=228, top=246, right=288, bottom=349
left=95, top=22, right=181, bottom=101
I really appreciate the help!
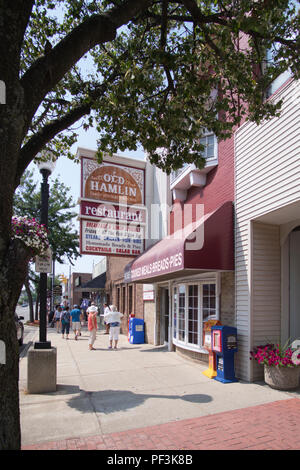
left=124, top=201, right=234, bottom=283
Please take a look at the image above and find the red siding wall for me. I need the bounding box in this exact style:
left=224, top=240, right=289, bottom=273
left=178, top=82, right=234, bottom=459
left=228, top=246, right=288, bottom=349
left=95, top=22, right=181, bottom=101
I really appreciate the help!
left=170, top=133, right=235, bottom=233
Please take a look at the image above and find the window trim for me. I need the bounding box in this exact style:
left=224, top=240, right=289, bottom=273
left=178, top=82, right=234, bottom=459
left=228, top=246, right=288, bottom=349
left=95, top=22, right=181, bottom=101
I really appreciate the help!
left=199, top=131, right=218, bottom=162
left=172, top=279, right=219, bottom=353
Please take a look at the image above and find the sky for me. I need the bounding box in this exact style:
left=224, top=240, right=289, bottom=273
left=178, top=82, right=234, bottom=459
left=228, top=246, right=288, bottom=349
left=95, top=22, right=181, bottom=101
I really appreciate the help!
left=29, top=125, right=145, bottom=279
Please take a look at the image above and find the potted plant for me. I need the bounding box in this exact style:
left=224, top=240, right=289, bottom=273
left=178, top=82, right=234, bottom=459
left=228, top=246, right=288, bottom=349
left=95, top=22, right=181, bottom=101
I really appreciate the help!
left=250, top=341, right=300, bottom=391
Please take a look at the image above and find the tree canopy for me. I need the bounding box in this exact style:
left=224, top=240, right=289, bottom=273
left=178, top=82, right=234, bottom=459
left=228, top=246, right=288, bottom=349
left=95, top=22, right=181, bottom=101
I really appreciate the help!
left=15, top=0, right=300, bottom=176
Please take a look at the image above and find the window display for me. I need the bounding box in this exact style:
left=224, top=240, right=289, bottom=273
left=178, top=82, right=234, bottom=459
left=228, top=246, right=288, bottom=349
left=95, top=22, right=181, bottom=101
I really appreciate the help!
left=173, top=280, right=218, bottom=350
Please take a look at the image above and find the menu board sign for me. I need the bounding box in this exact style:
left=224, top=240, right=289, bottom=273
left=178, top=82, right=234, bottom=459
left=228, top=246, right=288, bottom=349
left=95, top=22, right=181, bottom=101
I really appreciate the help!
left=81, top=219, right=144, bottom=256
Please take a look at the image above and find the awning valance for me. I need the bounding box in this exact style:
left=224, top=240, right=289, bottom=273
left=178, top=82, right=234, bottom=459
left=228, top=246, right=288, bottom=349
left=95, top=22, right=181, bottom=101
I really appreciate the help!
left=124, top=202, right=234, bottom=283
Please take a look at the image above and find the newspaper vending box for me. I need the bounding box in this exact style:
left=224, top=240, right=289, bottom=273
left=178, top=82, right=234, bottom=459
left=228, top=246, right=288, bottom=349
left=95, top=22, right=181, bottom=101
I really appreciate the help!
left=211, top=325, right=238, bottom=383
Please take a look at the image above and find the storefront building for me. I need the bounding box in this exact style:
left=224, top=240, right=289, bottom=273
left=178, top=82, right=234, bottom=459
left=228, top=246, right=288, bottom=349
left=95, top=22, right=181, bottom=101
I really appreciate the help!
left=125, top=130, right=236, bottom=365
left=235, top=78, right=299, bottom=381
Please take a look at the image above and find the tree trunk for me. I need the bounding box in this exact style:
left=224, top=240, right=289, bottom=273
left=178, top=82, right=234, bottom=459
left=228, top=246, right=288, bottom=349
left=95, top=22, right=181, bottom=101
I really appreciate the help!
left=0, top=240, right=32, bottom=449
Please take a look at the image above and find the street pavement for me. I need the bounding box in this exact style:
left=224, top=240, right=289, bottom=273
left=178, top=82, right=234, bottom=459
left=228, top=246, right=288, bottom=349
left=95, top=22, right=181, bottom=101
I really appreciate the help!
left=18, top=321, right=300, bottom=450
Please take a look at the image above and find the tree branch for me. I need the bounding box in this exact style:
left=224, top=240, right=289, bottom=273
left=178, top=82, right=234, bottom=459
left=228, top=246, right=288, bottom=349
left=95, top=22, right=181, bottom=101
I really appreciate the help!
left=17, top=66, right=122, bottom=186
left=18, top=101, right=91, bottom=186
left=181, top=0, right=299, bottom=53
left=20, top=0, right=152, bottom=137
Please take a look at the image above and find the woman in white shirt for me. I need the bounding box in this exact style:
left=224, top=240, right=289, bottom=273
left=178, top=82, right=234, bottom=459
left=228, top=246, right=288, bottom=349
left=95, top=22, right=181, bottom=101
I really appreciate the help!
left=104, top=305, right=123, bottom=350
left=103, top=303, right=111, bottom=334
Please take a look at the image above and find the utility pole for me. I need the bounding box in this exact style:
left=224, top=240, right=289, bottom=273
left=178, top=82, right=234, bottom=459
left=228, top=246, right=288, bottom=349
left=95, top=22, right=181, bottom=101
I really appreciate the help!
left=68, top=264, right=71, bottom=306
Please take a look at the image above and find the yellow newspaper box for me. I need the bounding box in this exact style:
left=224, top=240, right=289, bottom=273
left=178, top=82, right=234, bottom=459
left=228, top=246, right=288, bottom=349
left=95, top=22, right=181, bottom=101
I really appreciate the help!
left=202, top=320, right=222, bottom=379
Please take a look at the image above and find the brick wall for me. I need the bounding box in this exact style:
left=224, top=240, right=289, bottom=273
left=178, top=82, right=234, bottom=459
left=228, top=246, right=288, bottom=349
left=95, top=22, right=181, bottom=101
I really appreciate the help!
left=220, top=272, right=235, bottom=327
left=144, top=300, right=156, bottom=344
left=175, top=346, right=208, bottom=365
left=170, top=134, right=235, bottom=235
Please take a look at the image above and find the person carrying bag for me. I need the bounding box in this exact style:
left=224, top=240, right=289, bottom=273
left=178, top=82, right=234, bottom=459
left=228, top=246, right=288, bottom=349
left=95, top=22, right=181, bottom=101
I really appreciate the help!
left=60, top=306, right=71, bottom=339
left=104, top=305, right=123, bottom=350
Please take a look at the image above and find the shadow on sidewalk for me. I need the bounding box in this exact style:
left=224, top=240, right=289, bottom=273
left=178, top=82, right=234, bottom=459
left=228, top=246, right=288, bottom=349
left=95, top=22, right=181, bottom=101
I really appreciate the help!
left=66, top=389, right=213, bottom=414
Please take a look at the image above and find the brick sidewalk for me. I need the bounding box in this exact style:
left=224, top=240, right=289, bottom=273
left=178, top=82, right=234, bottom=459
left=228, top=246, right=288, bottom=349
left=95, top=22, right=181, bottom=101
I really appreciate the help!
left=22, top=398, right=300, bottom=450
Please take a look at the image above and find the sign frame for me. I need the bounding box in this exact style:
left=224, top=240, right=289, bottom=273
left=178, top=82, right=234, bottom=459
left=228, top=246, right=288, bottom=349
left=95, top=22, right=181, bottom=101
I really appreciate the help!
left=143, top=290, right=155, bottom=301
left=79, top=155, right=146, bottom=257
left=80, top=218, right=145, bottom=257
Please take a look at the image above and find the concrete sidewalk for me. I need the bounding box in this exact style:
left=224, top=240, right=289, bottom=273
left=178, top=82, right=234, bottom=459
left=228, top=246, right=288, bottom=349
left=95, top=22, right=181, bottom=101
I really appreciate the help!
left=19, top=324, right=300, bottom=449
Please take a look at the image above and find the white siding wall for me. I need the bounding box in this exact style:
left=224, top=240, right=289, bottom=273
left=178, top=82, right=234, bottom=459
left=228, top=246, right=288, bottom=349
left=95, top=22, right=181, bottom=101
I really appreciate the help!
left=252, top=222, right=281, bottom=380
left=235, top=79, right=300, bottom=381
left=145, top=160, right=171, bottom=249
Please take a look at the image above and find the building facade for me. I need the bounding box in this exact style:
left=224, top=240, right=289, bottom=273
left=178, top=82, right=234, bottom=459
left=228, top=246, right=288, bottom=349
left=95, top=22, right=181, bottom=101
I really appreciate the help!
left=235, top=78, right=299, bottom=381
left=70, top=272, right=92, bottom=307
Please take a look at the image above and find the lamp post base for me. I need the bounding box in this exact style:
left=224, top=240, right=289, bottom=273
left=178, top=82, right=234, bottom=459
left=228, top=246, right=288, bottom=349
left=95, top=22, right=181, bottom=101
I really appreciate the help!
left=34, top=341, right=52, bottom=350
left=27, top=346, right=57, bottom=394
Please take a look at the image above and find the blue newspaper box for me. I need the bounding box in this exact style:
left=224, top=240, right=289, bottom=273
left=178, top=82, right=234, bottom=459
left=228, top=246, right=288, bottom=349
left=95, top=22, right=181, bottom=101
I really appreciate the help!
left=129, top=318, right=145, bottom=344
left=211, top=325, right=238, bottom=383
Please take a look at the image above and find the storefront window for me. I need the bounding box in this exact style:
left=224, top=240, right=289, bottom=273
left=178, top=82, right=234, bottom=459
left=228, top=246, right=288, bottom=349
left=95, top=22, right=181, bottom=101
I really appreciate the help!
left=178, top=285, right=186, bottom=342
left=202, top=284, right=216, bottom=320
left=188, top=285, right=199, bottom=345
left=173, top=287, right=177, bottom=339
left=122, top=286, right=126, bottom=313
left=173, top=281, right=218, bottom=350
left=117, top=287, right=120, bottom=311
left=128, top=285, right=133, bottom=314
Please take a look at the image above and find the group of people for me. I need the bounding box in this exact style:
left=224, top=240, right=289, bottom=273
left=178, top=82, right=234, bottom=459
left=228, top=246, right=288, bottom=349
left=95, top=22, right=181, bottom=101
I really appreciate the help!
left=51, top=304, right=82, bottom=340
left=50, top=302, right=123, bottom=350
left=88, top=303, right=123, bottom=350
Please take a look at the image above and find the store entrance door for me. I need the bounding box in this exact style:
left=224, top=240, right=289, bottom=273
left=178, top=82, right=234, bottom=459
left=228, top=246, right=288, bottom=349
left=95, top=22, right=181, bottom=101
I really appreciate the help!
left=290, top=227, right=300, bottom=343
left=160, top=288, right=169, bottom=344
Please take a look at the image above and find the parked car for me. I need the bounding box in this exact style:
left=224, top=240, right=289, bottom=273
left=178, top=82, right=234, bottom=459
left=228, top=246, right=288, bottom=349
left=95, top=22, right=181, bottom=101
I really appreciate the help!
left=15, top=314, right=24, bottom=346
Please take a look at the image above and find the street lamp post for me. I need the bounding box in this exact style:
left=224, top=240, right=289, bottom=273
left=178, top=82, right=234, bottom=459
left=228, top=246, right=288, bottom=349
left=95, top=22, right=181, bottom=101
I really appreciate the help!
left=34, top=158, right=56, bottom=350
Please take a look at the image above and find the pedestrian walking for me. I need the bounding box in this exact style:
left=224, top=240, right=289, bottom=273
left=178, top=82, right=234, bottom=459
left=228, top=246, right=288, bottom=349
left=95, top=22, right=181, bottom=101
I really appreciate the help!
left=104, top=305, right=123, bottom=350
left=80, top=298, right=89, bottom=325
left=60, top=306, right=71, bottom=339
left=70, top=304, right=81, bottom=340
left=87, top=303, right=98, bottom=350
left=54, top=305, right=62, bottom=333
left=103, top=303, right=111, bottom=334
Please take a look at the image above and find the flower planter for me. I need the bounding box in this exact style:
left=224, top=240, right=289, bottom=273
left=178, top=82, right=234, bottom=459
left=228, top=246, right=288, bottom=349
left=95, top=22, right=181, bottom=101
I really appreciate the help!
left=264, top=365, right=300, bottom=391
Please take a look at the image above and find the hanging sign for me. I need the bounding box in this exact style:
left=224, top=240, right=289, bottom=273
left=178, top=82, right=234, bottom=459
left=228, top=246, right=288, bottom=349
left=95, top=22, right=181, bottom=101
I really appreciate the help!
left=79, top=155, right=146, bottom=257
left=35, top=248, right=52, bottom=273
